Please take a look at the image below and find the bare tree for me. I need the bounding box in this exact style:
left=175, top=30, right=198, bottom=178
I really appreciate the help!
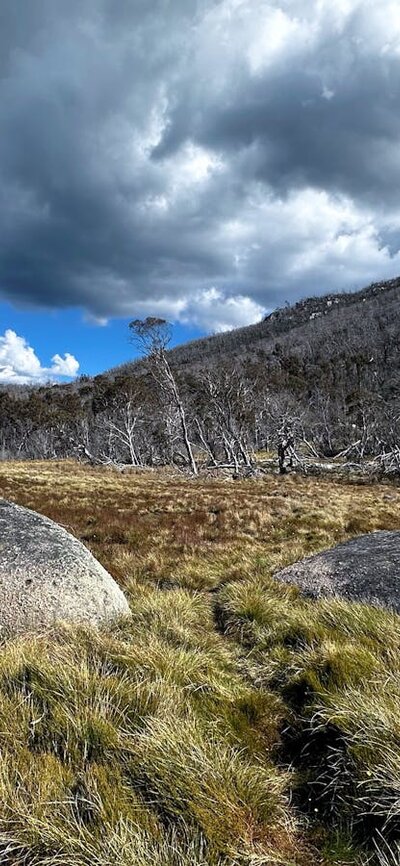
left=277, top=422, right=295, bottom=474
left=129, top=318, right=198, bottom=474
left=191, top=366, right=256, bottom=473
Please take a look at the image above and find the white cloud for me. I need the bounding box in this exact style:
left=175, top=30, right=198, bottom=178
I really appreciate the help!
left=179, top=287, right=265, bottom=332
left=0, top=330, right=79, bottom=385
left=247, top=8, right=311, bottom=74
left=50, top=352, right=80, bottom=378
left=209, top=186, right=400, bottom=303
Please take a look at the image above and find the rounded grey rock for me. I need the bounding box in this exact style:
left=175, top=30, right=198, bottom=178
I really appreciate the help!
left=273, top=530, right=400, bottom=611
left=0, top=499, right=130, bottom=637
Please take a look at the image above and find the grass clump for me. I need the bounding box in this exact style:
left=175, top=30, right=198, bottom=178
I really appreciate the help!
left=218, top=578, right=400, bottom=849
left=0, top=620, right=298, bottom=864
left=128, top=713, right=294, bottom=859
left=0, top=460, right=398, bottom=863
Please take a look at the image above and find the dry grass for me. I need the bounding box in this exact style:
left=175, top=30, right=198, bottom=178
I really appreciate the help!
left=0, top=460, right=398, bottom=864
left=0, top=460, right=398, bottom=593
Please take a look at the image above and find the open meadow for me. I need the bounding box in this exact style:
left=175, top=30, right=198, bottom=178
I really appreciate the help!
left=0, top=461, right=399, bottom=865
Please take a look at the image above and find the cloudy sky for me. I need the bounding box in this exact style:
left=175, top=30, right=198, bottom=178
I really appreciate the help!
left=1, top=0, right=400, bottom=381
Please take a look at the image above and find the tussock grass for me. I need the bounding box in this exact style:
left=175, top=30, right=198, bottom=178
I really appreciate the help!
left=217, top=580, right=400, bottom=847
left=127, top=713, right=294, bottom=857
left=0, top=460, right=398, bottom=863
left=0, top=618, right=295, bottom=863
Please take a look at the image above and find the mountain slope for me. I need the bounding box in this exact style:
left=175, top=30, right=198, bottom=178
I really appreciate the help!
left=1, top=276, right=399, bottom=464
left=106, top=275, right=400, bottom=381
left=169, top=275, right=400, bottom=370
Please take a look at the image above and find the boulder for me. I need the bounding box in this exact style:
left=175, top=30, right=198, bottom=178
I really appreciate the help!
left=273, top=530, right=400, bottom=611
left=0, top=499, right=130, bottom=637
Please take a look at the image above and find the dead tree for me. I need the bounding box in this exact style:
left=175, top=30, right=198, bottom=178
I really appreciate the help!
left=128, top=318, right=198, bottom=475
left=194, top=368, right=255, bottom=471
left=277, top=423, right=295, bottom=474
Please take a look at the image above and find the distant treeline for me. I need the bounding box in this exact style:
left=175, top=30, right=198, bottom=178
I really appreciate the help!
left=1, top=277, right=399, bottom=472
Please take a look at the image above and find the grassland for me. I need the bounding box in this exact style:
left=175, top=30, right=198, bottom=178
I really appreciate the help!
left=0, top=461, right=398, bottom=865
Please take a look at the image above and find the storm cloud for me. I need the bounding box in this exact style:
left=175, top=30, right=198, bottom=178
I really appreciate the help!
left=1, top=0, right=400, bottom=330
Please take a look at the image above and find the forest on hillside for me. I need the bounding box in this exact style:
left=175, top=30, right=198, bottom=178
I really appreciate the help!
left=0, top=278, right=399, bottom=474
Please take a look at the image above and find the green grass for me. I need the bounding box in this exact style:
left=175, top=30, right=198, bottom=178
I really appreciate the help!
left=0, top=460, right=397, bottom=864
left=217, top=580, right=400, bottom=846
left=0, top=617, right=295, bottom=865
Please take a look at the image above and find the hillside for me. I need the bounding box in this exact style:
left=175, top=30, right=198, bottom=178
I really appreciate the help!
left=0, top=276, right=399, bottom=467
left=171, top=275, right=400, bottom=368
left=111, top=274, right=400, bottom=374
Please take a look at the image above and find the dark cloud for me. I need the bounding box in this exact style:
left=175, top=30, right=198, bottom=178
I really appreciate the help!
left=154, top=4, right=400, bottom=203
left=1, top=0, right=400, bottom=331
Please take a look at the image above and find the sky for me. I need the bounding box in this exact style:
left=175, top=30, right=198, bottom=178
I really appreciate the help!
left=1, top=0, right=400, bottom=382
